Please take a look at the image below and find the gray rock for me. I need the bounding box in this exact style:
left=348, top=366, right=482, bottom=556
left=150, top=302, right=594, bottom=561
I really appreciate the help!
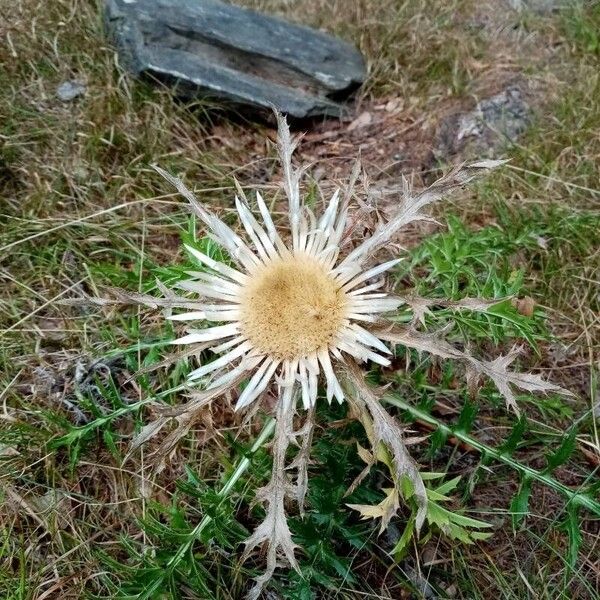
left=56, top=80, right=86, bottom=101
left=104, top=0, right=366, bottom=118
left=436, top=86, right=531, bottom=160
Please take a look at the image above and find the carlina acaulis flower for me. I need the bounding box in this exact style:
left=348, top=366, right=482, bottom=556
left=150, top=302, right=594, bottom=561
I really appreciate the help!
left=154, top=120, right=408, bottom=414
left=108, top=112, right=569, bottom=598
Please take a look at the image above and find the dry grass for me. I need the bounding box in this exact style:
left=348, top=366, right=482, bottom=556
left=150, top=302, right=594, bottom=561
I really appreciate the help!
left=1, top=0, right=599, bottom=598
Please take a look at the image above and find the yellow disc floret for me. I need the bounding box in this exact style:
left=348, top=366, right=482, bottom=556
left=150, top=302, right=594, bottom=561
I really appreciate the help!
left=239, top=254, right=347, bottom=360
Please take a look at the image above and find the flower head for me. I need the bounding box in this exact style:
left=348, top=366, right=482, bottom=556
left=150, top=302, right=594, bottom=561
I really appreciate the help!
left=156, top=118, right=403, bottom=411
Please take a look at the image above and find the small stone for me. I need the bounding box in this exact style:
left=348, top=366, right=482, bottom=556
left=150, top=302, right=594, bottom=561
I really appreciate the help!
left=104, top=0, right=366, bottom=118
left=421, top=543, right=437, bottom=566
left=56, top=80, right=86, bottom=101
left=385, top=98, right=403, bottom=112
left=347, top=111, right=372, bottom=131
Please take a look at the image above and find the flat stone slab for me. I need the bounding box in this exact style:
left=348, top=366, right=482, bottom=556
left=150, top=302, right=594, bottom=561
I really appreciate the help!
left=104, top=0, right=367, bottom=118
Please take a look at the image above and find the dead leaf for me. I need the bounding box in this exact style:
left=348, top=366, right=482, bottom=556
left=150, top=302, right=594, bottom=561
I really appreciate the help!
left=347, top=487, right=400, bottom=533
left=344, top=160, right=506, bottom=266
left=243, top=383, right=299, bottom=600
left=385, top=98, right=403, bottom=112
left=287, top=404, right=316, bottom=515
left=342, top=360, right=428, bottom=531
left=376, top=326, right=572, bottom=414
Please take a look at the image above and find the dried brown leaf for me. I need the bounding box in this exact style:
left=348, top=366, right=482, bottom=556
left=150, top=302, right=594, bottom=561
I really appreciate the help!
left=61, top=286, right=205, bottom=310
left=347, top=487, right=400, bottom=533
left=287, top=403, right=316, bottom=516
left=347, top=160, right=506, bottom=263
left=399, top=294, right=506, bottom=326
left=376, top=325, right=573, bottom=414
left=344, top=442, right=376, bottom=498
left=125, top=379, right=242, bottom=470
left=478, top=347, right=573, bottom=414
left=243, top=386, right=299, bottom=600
left=342, top=360, right=428, bottom=531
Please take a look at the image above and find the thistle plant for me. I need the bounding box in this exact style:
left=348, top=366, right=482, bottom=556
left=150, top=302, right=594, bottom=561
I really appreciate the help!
left=104, top=113, right=570, bottom=598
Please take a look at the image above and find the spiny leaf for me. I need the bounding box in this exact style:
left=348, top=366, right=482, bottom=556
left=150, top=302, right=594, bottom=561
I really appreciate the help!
left=399, top=293, right=508, bottom=327
left=545, top=427, right=577, bottom=473
left=347, top=159, right=506, bottom=264
left=456, top=398, right=478, bottom=434
left=391, top=515, right=416, bottom=558
left=480, top=347, right=572, bottom=415
left=561, top=504, right=583, bottom=571
left=347, top=487, right=400, bottom=534
left=377, top=326, right=572, bottom=414
left=125, top=379, right=239, bottom=471
left=243, top=386, right=299, bottom=600
left=426, top=502, right=491, bottom=540
left=61, top=285, right=208, bottom=310
left=341, top=360, right=428, bottom=531
left=499, top=416, right=528, bottom=456
left=344, top=442, right=376, bottom=498
left=510, top=475, right=533, bottom=528
left=287, top=404, right=316, bottom=516
left=431, top=476, right=462, bottom=497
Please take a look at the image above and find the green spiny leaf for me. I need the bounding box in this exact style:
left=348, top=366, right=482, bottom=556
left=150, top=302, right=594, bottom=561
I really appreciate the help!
left=561, top=503, right=583, bottom=571
left=510, top=475, right=533, bottom=528
left=499, top=416, right=528, bottom=456
left=545, top=428, right=577, bottom=473
left=456, top=399, right=478, bottom=434
left=391, top=515, right=416, bottom=559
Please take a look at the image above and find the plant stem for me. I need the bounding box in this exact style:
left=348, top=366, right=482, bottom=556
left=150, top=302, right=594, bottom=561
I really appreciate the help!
left=383, top=394, right=600, bottom=516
